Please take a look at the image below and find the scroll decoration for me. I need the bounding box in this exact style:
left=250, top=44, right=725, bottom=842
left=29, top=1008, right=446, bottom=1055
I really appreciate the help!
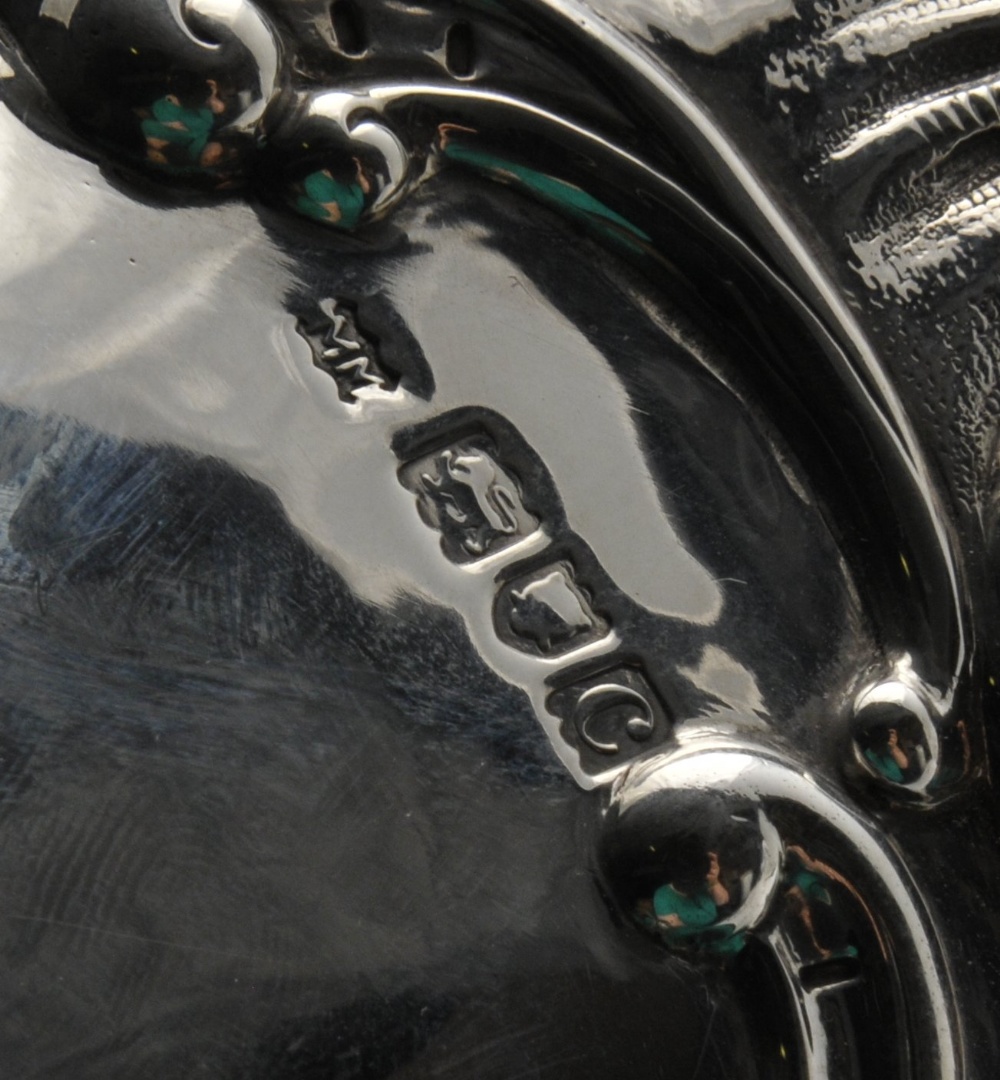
left=0, top=0, right=973, bottom=799
left=0, top=4, right=981, bottom=1077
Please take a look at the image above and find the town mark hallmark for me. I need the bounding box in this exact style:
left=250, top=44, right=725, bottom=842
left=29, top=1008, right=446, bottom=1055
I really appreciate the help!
left=297, top=299, right=399, bottom=403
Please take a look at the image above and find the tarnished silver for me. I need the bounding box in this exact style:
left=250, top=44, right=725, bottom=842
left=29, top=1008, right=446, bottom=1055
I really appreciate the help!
left=0, top=0, right=998, bottom=1077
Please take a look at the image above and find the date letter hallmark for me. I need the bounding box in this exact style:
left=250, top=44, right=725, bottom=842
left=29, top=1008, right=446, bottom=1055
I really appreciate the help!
left=546, top=666, right=673, bottom=780
left=297, top=299, right=400, bottom=404
left=399, top=437, right=541, bottom=565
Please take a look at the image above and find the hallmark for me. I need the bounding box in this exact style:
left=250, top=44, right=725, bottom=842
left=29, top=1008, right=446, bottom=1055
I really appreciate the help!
left=495, top=561, right=608, bottom=657
left=547, top=665, right=672, bottom=776
left=296, top=299, right=400, bottom=403
left=398, top=436, right=540, bottom=565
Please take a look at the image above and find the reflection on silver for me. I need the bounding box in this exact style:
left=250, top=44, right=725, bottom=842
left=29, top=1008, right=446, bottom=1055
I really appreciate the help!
left=0, top=1, right=992, bottom=1077
left=609, top=745, right=962, bottom=1080
left=39, top=0, right=82, bottom=26
left=766, top=926, right=861, bottom=1080
left=170, top=0, right=280, bottom=133
left=593, top=0, right=796, bottom=53
left=539, top=0, right=971, bottom=719
left=852, top=661, right=942, bottom=795
left=284, top=77, right=969, bottom=730
left=303, top=91, right=412, bottom=215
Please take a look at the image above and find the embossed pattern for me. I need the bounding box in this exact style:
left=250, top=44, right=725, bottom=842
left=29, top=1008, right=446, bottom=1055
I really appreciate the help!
left=1, top=0, right=997, bottom=1077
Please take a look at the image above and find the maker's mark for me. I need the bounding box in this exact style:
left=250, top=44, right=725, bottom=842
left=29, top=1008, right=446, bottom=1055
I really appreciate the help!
left=296, top=299, right=400, bottom=404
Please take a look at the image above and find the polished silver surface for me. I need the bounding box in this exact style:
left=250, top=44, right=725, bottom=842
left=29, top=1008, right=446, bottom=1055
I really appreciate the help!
left=0, top=0, right=998, bottom=1077
left=603, top=744, right=961, bottom=1079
